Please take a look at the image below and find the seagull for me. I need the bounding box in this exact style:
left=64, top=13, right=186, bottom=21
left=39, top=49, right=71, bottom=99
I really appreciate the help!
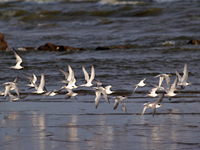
left=93, top=86, right=109, bottom=109
left=33, top=73, right=47, bottom=94
left=142, top=93, right=164, bottom=116
left=133, top=78, right=146, bottom=93
left=105, top=85, right=115, bottom=94
left=162, top=77, right=178, bottom=100
left=60, top=65, right=78, bottom=89
left=4, top=81, right=20, bottom=100
left=112, top=96, right=127, bottom=113
left=23, top=73, right=37, bottom=88
left=155, top=74, right=171, bottom=90
left=175, top=63, right=191, bottom=88
left=10, top=49, right=24, bottom=69
left=8, top=93, right=28, bottom=103
left=94, top=80, right=114, bottom=95
left=41, top=88, right=63, bottom=100
left=146, top=87, right=159, bottom=97
left=8, top=92, right=20, bottom=102
left=65, top=88, right=78, bottom=100
left=80, top=65, right=95, bottom=87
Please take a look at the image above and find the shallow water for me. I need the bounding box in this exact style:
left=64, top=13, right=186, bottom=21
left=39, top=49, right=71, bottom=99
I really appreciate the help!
left=0, top=0, right=200, bottom=149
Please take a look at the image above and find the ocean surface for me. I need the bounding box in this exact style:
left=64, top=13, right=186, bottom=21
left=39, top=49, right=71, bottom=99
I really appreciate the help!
left=0, top=0, right=200, bottom=149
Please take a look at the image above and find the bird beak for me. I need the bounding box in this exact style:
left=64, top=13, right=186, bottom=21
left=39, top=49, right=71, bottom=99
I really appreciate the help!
left=189, top=83, right=192, bottom=85
left=125, top=97, right=128, bottom=99
left=160, top=105, right=163, bottom=107
left=168, top=74, right=172, bottom=76
left=113, top=91, right=115, bottom=93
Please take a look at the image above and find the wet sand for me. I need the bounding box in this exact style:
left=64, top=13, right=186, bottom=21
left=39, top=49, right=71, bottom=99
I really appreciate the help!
left=1, top=93, right=200, bottom=150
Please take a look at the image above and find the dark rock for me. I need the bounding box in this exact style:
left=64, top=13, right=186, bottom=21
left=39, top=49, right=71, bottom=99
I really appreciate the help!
left=24, top=47, right=36, bottom=50
left=37, top=43, right=86, bottom=51
left=187, top=39, right=200, bottom=45
left=38, top=43, right=58, bottom=51
left=95, top=46, right=110, bottom=50
left=0, top=33, right=9, bottom=51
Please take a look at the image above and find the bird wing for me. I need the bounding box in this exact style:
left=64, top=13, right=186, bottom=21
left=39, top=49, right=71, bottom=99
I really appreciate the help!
left=95, top=90, right=101, bottom=109
left=163, top=74, right=171, bottom=90
left=175, top=70, right=182, bottom=82
left=99, top=88, right=110, bottom=103
left=11, top=83, right=20, bottom=97
left=59, top=68, right=69, bottom=80
left=32, top=74, right=37, bottom=84
left=121, top=100, right=127, bottom=113
left=113, top=99, right=119, bottom=110
left=13, top=49, right=22, bottom=64
left=133, top=85, right=138, bottom=93
left=89, top=65, right=95, bottom=82
left=4, top=84, right=10, bottom=100
left=182, top=63, right=188, bottom=82
left=68, top=65, right=75, bottom=82
left=158, top=76, right=164, bottom=88
left=38, top=73, right=45, bottom=92
left=23, top=73, right=33, bottom=81
left=13, top=77, right=18, bottom=84
left=141, top=106, right=147, bottom=115
left=170, top=77, right=178, bottom=92
left=152, top=104, right=157, bottom=116
left=105, top=85, right=111, bottom=90
left=156, top=92, right=164, bottom=104
left=82, top=65, right=89, bottom=82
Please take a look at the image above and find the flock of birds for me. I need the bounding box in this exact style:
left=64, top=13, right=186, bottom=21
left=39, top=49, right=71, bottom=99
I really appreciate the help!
left=1, top=49, right=191, bottom=116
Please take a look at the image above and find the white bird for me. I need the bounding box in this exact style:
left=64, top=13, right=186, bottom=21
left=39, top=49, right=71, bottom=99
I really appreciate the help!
left=93, top=86, right=109, bottom=109
left=8, top=93, right=28, bottom=103
left=133, top=78, right=146, bottom=93
left=105, top=85, right=115, bottom=94
left=23, top=73, right=37, bottom=88
left=33, top=73, right=47, bottom=94
left=60, top=65, right=78, bottom=89
left=9, top=93, right=20, bottom=102
left=142, top=93, right=164, bottom=116
left=41, top=88, right=63, bottom=100
left=80, top=65, right=95, bottom=87
left=175, top=63, right=191, bottom=88
left=146, top=87, right=159, bottom=97
left=112, top=96, right=127, bottom=113
left=10, top=49, right=24, bottom=69
left=4, top=81, right=20, bottom=100
left=65, top=88, right=78, bottom=100
left=94, top=80, right=114, bottom=95
left=162, top=77, right=178, bottom=100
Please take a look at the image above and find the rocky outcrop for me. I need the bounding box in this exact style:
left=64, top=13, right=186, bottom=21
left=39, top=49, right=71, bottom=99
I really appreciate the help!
left=187, top=39, right=200, bottom=45
left=0, top=33, right=9, bottom=51
left=37, top=43, right=86, bottom=51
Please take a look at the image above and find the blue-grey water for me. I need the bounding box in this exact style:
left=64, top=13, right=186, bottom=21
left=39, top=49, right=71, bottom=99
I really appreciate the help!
left=0, top=0, right=200, bottom=150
